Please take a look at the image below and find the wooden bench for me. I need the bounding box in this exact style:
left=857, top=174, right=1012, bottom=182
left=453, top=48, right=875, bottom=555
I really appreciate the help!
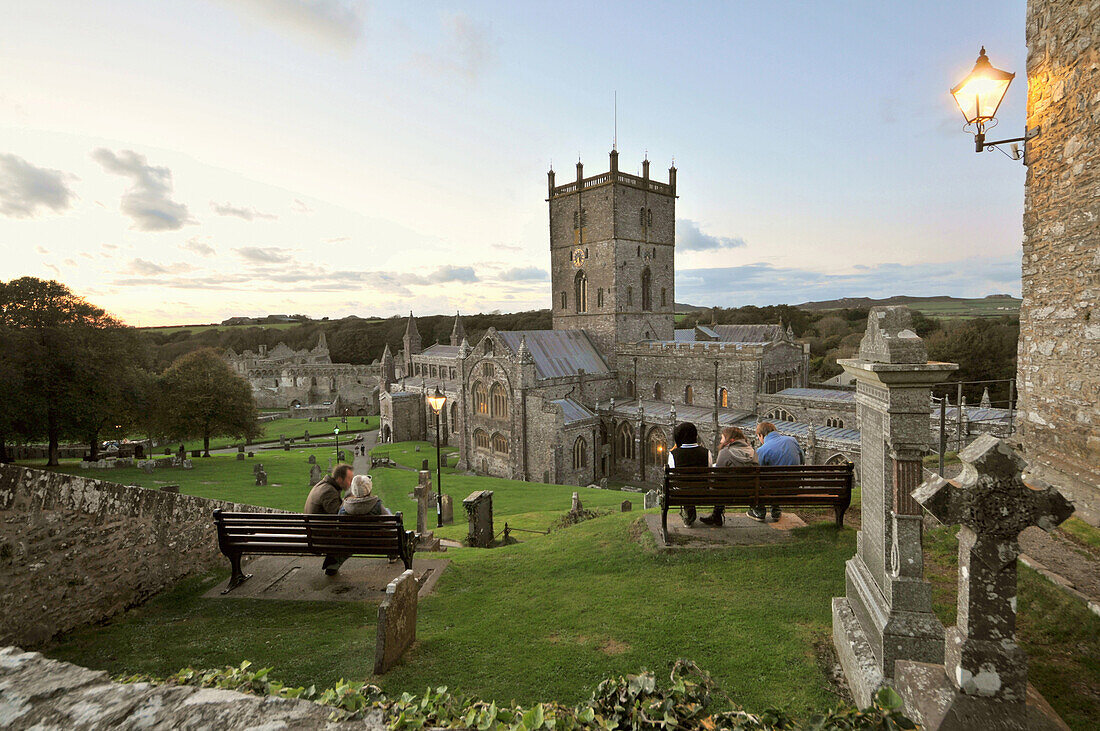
left=662, top=463, right=854, bottom=545
left=213, top=509, right=415, bottom=593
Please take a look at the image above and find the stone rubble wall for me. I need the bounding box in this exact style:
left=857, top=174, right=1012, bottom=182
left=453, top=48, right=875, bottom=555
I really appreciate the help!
left=1019, top=0, right=1100, bottom=524
left=0, top=646, right=385, bottom=730
left=0, top=464, right=283, bottom=647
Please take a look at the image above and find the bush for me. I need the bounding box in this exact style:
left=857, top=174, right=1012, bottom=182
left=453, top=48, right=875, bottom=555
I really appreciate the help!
left=119, top=659, right=916, bottom=730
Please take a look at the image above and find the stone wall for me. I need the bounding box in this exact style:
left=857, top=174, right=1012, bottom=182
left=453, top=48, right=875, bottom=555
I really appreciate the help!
left=1018, top=0, right=1100, bottom=524
left=0, top=465, right=281, bottom=647
left=0, top=646, right=385, bottom=730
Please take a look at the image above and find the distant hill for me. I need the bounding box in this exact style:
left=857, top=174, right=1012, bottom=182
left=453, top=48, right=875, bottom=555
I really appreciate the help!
left=796, top=295, right=1021, bottom=319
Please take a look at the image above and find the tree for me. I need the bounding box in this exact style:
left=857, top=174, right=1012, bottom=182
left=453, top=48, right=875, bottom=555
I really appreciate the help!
left=0, top=277, right=129, bottom=465
left=152, top=348, right=260, bottom=456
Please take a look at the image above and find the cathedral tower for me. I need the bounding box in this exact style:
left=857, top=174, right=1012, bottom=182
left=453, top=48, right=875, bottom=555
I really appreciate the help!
left=548, top=149, right=677, bottom=352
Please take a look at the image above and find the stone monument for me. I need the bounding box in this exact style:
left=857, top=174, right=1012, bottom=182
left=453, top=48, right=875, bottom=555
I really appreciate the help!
left=895, top=435, right=1073, bottom=730
left=255, top=469, right=267, bottom=486
left=440, top=494, right=454, bottom=525
left=644, top=489, right=659, bottom=509
left=621, top=499, right=632, bottom=512
left=309, top=463, right=323, bottom=486
left=373, top=570, right=418, bottom=674
left=832, top=306, right=959, bottom=706
left=463, top=490, right=494, bottom=547
left=414, top=468, right=441, bottom=551
left=308, top=454, right=316, bottom=465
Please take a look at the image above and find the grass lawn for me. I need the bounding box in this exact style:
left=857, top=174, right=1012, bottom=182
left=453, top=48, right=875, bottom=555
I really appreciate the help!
left=47, top=514, right=856, bottom=717
left=174, top=415, right=378, bottom=454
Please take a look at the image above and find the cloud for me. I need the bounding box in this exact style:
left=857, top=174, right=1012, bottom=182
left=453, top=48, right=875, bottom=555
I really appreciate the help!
left=0, top=153, right=76, bottom=218
left=35, top=245, right=48, bottom=255
left=91, top=148, right=194, bottom=231
left=210, top=201, right=277, bottom=221
left=415, top=13, right=494, bottom=81
left=675, top=254, right=1023, bottom=307
left=428, top=265, right=478, bottom=283
left=499, top=266, right=548, bottom=281
left=127, top=258, right=169, bottom=275
left=222, top=0, right=365, bottom=52
left=235, top=246, right=295, bottom=264
left=292, top=198, right=312, bottom=213
left=181, top=237, right=216, bottom=257
left=676, top=219, right=747, bottom=251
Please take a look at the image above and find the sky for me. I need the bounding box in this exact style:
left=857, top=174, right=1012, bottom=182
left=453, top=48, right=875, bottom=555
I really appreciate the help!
left=0, top=1, right=1029, bottom=326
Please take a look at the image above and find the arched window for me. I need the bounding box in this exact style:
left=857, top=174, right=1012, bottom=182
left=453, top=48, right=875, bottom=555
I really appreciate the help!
left=641, top=268, right=652, bottom=311
left=482, top=362, right=494, bottom=377
left=627, top=286, right=633, bottom=305
left=626, top=379, right=635, bottom=398
left=491, top=433, right=510, bottom=454
left=560, top=291, right=567, bottom=309
left=827, top=453, right=852, bottom=467
left=572, top=437, right=588, bottom=469
left=450, top=402, right=458, bottom=431
left=574, top=270, right=588, bottom=313
left=647, top=428, right=666, bottom=465
left=489, top=383, right=507, bottom=418
left=617, top=422, right=635, bottom=460
left=826, top=417, right=844, bottom=428
left=647, top=208, right=653, bottom=227
left=764, top=407, right=796, bottom=423
left=474, top=429, right=490, bottom=450
left=661, top=287, right=667, bottom=307
left=684, top=384, right=694, bottom=405
left=653, top=382, right=662, bottom=400
left=473, top=382, right=489, bottom=415
left=639, top=207, right=645, bottom=228
left=719, top=388, right=728, bottom=408
left=597, top=288, right=603, bottom=308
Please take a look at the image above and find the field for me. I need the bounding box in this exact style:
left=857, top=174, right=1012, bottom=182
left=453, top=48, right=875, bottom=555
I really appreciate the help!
left=172, top=415, right=378, bottom=453
left=138, top=322, right=308, bottom=335
left=908, top=297, right=1021, bottom=319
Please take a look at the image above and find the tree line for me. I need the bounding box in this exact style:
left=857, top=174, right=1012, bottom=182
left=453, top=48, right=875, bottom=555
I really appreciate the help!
left=0, top=278, right=258, bottom=465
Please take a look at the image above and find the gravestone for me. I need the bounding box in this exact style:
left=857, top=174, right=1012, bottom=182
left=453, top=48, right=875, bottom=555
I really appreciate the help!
left=160, top=484, right=179, bottom=493
left=248, top=452, right=254, bottom=458
left=463, top=490, right=494, bottom=547
left=134, top=445, right=145, bottom=459
left=309, top=463, right=323, bottom=486
left=832, top=306, right=959, bottom=707
left=164, top=448, right=171, bottom=456
left=255, top=469, right=268, bottom=487
left=895, top=435, right=1073, bottom=730
left=236, top=453, right=245, bottom=461
left=620, top=499, right=632, bottom=512
left=181, top=459, right=193, bottom=470
left=338, top=451, right=346, bottom=462
left=283, top=444, right=290, bottom=451
left=304, top=430, right=310, bottom=442
left=643, top=490, right=659, bottom=509
left=414, top=469, right=440, bottom=551
left=373, top=570, right=418, bottom=674
left=191, top=450, right=201, bottom=458
left=571, top=492, right=582, bottom=513
left=140, top=461, right=154, bottom=474
left=599, top=477, right=608, bottom=489
left=237, top=445, right=245, bottom=453
left=279, top=434, right=286, bottom=446
left=252, top=463, right=263, bottom=474
left=308, top=455, right=316, bottom=465
left=441, top=494, right=454, bottom=525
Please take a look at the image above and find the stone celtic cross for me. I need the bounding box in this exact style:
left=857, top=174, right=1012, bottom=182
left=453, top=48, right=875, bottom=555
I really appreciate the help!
left=912, top=434, right=1073, bottom=705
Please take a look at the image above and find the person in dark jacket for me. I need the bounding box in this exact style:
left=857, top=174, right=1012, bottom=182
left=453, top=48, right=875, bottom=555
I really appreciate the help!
left=666, top=421, right=711, bottom=527
left=305, top=464, right=354, bottom=574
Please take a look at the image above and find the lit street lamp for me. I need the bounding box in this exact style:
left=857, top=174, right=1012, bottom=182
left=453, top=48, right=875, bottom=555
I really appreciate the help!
left=427, top=387, right=448, bottom=528
left=951, top=46, right=1038, bottom=158
left=333, top=426, right=340, bottom=463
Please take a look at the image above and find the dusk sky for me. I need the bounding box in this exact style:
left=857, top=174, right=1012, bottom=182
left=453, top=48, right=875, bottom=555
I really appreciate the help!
left=1, top=1, right=1028, bottom=326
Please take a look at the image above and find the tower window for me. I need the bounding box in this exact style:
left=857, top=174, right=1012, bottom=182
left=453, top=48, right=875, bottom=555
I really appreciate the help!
left=560, top=291, right=567, bottom=309
left=597, top=288, right=604, bottom=307
left=641, top=268, right=652, bottom=312
left=647, top=208, right=653, bottom=226
left=661, top=287, right=667, bottom=307
left=720, top=387, right=729, bottom=408
left=684, top=384, right=694, bottom=405
left=573, top=211, right=579, bottom=230
left=626, top=286, right=633, bottom=305
left=575, top=270, right=588, bottom=313
left=639, top=207, right=645, bottom=227
left=653, top=382, right=662, bottom=400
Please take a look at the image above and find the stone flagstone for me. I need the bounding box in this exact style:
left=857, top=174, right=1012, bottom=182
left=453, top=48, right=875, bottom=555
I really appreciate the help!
left=895, top=434, right=1073, bottom=730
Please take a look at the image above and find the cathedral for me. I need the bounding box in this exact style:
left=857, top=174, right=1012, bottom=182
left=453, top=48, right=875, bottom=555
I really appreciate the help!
left=380, top=151, right=861, bottom=487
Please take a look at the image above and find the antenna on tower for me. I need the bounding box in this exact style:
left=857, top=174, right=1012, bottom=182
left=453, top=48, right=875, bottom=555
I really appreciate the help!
left=613, top=90, right=618, bottom=151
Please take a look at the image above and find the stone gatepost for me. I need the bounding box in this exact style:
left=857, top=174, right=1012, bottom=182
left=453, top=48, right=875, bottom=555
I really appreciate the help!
left=463, top=490, right=494, bottom=547
left=832, top=306, right=958, bottom=706
left=895, top=435, right=1073, bottom=730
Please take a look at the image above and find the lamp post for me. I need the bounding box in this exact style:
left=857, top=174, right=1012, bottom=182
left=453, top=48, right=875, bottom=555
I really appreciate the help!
left=333, top=426, right=340, bottom=463
left=426, top=387, right=448, bottom=528
left=951, top=46, right=1038, bottom=158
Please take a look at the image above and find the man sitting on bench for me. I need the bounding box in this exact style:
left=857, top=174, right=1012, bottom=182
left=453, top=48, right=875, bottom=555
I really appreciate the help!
left=667, top=421, right=711, bottom=527
left=305, top=463, right=354, bottom=575
left=749, top=421, right=804, bottom=522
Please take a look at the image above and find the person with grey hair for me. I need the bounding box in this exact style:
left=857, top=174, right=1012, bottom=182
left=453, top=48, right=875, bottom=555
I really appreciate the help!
left=340, top=474, right=391, bottom=516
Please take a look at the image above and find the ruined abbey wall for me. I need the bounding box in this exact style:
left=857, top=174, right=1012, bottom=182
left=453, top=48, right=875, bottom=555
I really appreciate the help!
left=1018, top=0, right=1100, bottom=523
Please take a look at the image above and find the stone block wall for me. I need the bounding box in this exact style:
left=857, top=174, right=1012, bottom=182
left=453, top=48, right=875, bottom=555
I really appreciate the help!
left=1018, top=0, right=1100, bottom=523
left=0, top=465, right=281, bottom=647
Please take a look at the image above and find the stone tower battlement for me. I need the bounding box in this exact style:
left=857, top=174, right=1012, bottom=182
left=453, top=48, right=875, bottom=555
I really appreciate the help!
left=548, top=149, right=677, bottom=353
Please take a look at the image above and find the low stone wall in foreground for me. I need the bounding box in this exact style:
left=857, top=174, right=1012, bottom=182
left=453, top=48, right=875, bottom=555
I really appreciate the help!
left=0, top=646, right=384, bottom=729
left=0, top=464, right=283, bottom=647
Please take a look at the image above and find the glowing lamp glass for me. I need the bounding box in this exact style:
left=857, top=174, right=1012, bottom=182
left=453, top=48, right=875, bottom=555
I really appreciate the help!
left=427, top=388, right=447, bottom=414
left=951, top=47, right=1014, bottom=126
